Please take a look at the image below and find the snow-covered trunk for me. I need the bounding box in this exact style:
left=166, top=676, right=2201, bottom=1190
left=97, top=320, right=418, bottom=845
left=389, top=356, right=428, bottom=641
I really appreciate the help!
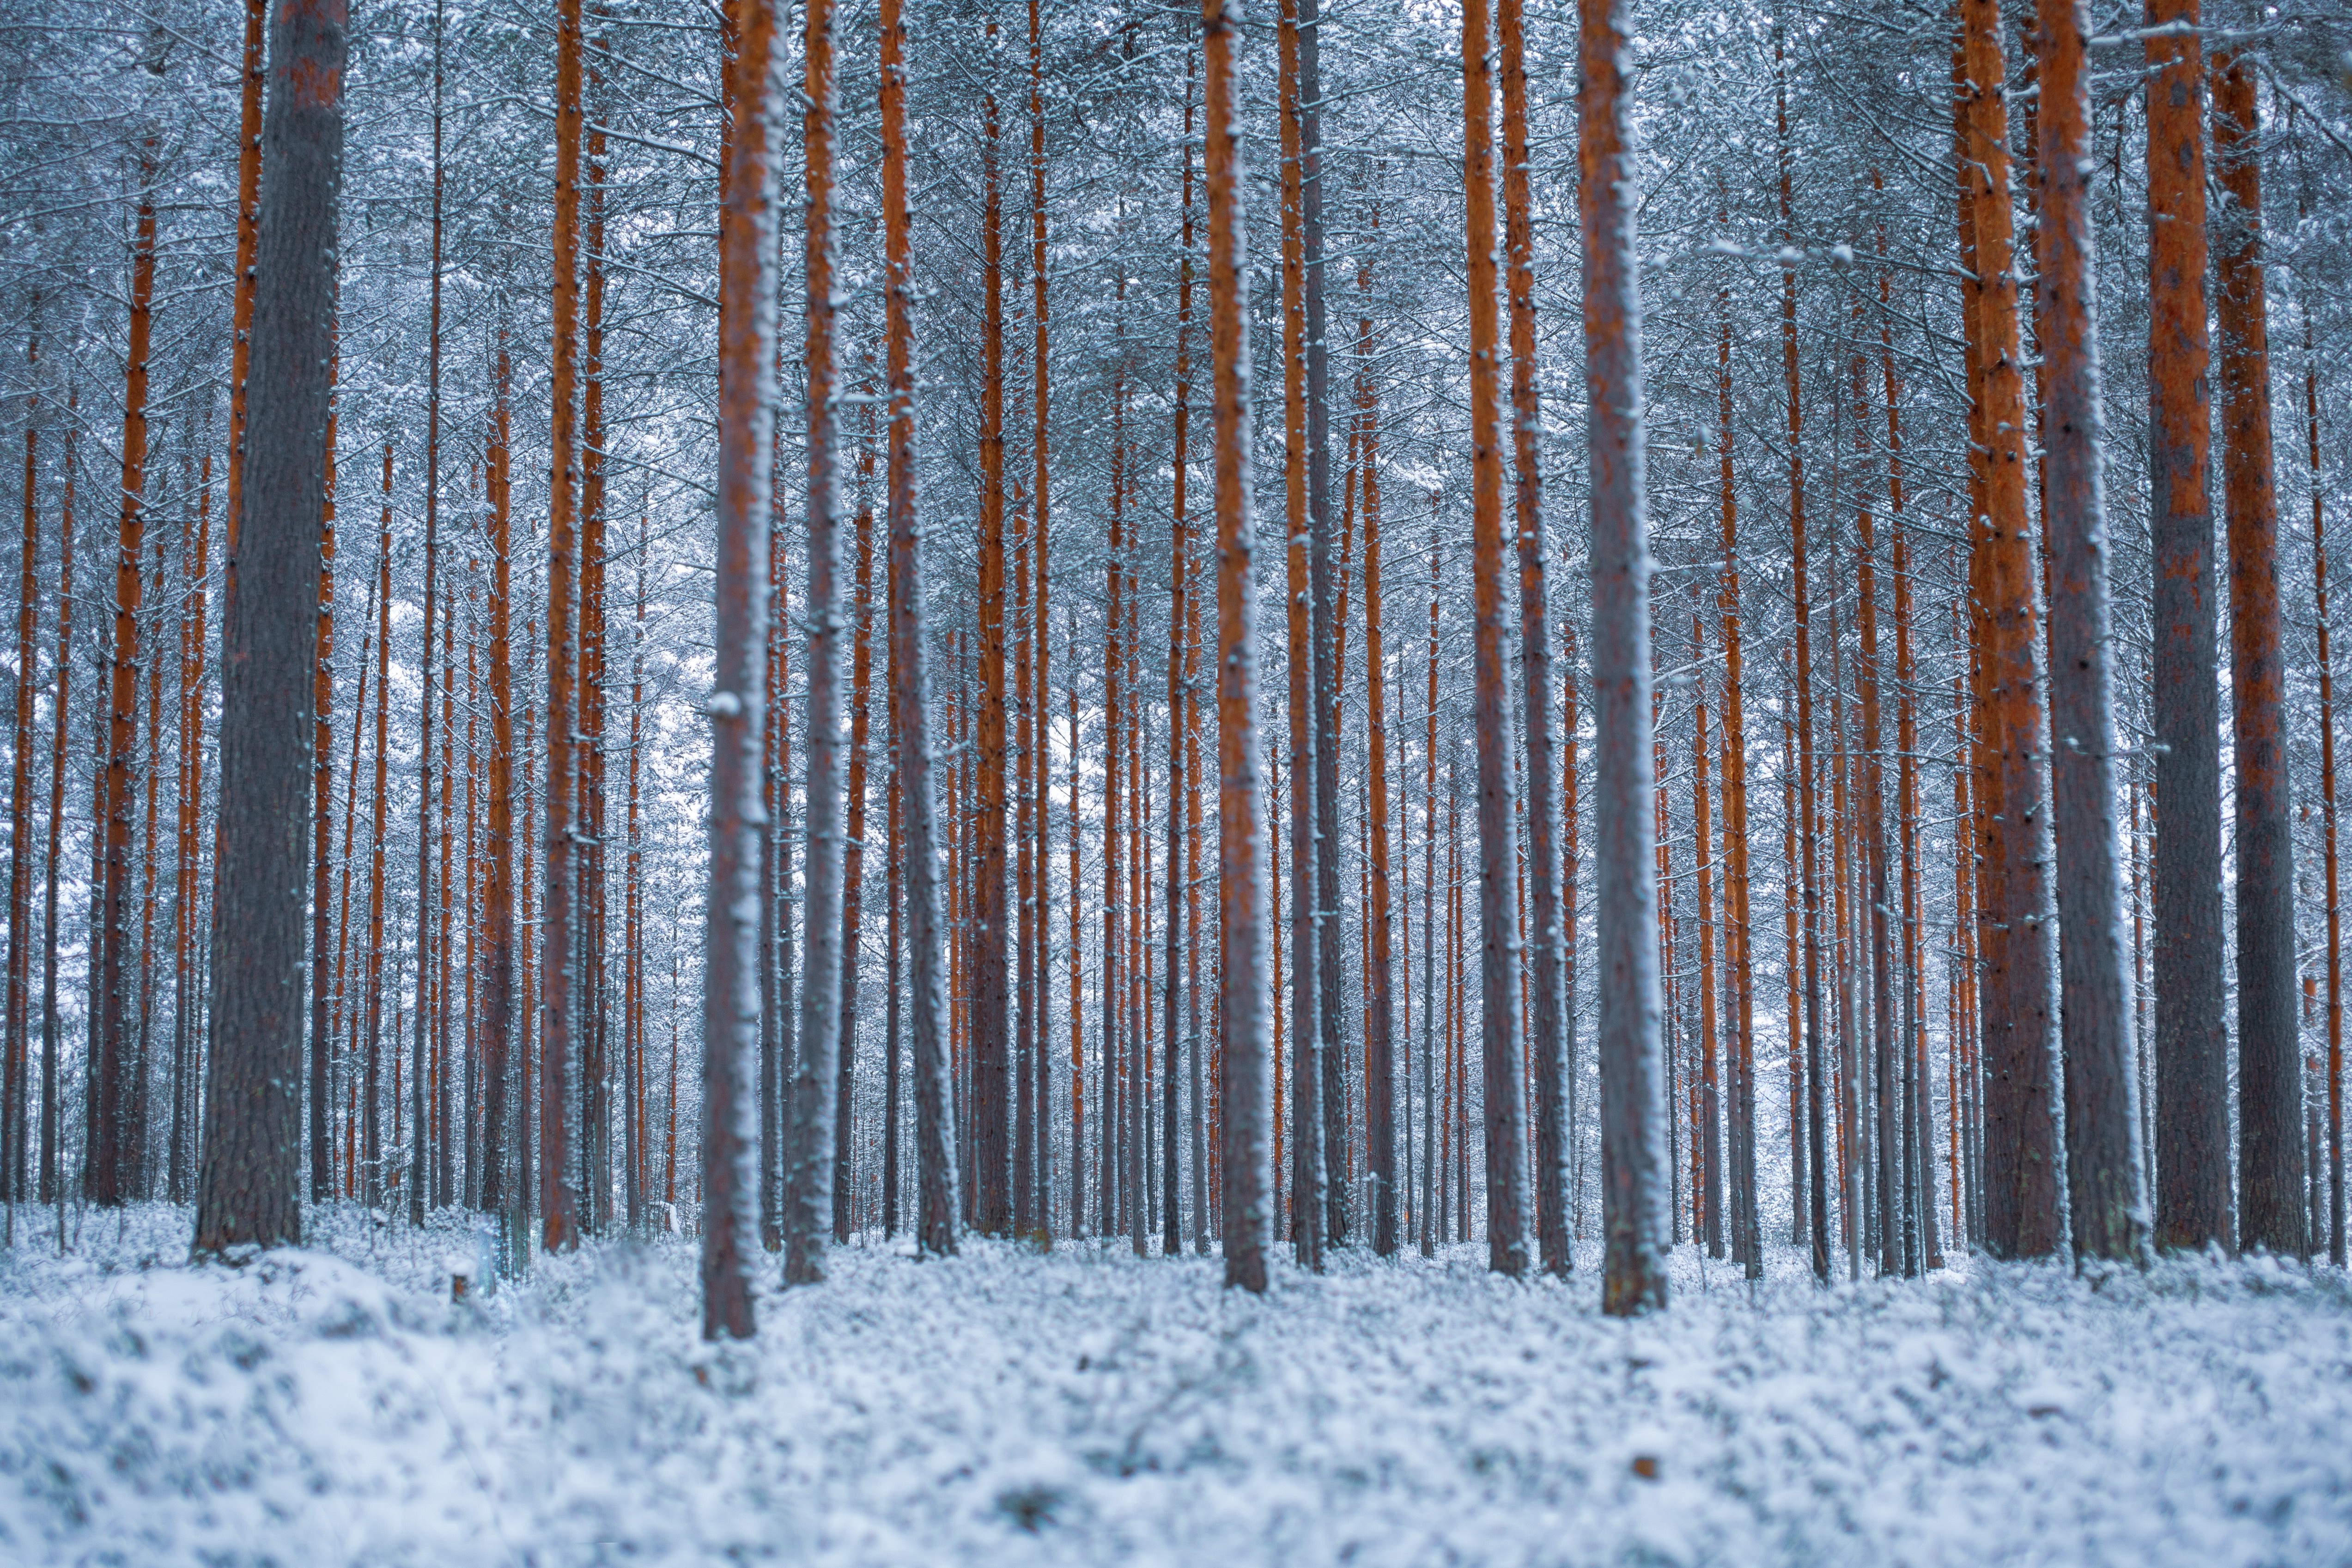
left=2036, top=0, right=2145, bottom=1264
left=704, top=0, right=782, bottom=1338
left=1579, top=0, right=1664, bottom=1314
left=885, top=0, right=959, bottom=1258
left=1463, top=0, right=1529, bottom=1281
left=1206, top=0, right=1269, bottom=1293
left=784, top=0, right=846, bottom=1288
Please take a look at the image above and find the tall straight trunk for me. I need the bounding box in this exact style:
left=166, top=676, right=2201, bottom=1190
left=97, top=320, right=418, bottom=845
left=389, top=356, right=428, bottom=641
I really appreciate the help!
left=1779, top=37, right=1827, bottom=1280
left=194, top=0, right=347, bottom=1252
left=36, top=401, right=72, bottom=1206
left=1500, top=0, right=1568, bottom=1278
left=482, top=325, right=516, bottom=1220
left=785, top=0, right=848, bottom=1287
left=1960, top=0, right=2060, bottom=1258
left=1579, top=0, right=1662, bottom=1312
left=884, top=620, right=903, bottom=1236
left=1853, top=348, right=1899, bottom=1275
left=2213, top=47, right=2301, bottom=1256
left=359, top=453, right=392, bottom=1205
left=2036, top=0, right=2145, bottom=1262
left=1296, top=0, right=1345, bottom=1255
left=1358, top=237, right=1399, bottom=1256
left=1561, top=618, right=1583, bottom=1240
left=1204, top=0, right=1269, bottom=1292
left=625, top=525, right=647, bottom=1228
left=1275, top=0, right=1324, bottom=1270
left=1012, top=480, right=1034, bottom=1237
left=542, top=0, right=585, bottom=1253
left=96, top=141, right=159, bottom=1207
left=837, top=435, right=876, bottom=1242
left=971, top=10, right=1011, bottom=1238
left=170, top=439, right=218, bottom=1201
left=1464, top=0, right=1531, bottom=1279
left=1028, top=0, right=1057, bottom=1238
left=135, top=518, right=164, bottom=1198
left=1421, top=541, right=1441, bottom=1255
left=1715, top=283, right=1761, bottom=1278
left=410, top=12, right=445, bottom=1228
left=761, top=409, right=793, bottom=1253
left=2311, top=304, right=2343, bottom=1265
left=1691, top=615, right=1722, bottom=1258
left=705, top=0, right=781, bottom=1337
left=885, top=0, right=959, bottom=1255
left=5, top=320, right=37, bottom=1200
left=2143, top=0, right=2229, bottom=1252
left=329, top=535, right=373, bottom=1195
left=1169, top=26, right=1201, bottom=1256
left=1067, top=620, right=1083, bottom=1234
left=578, top=34, right=609, bottom=1235
left=308, top=349, right=339, bottom=1203
left=1883, top=275, right=1939, bottom=1270
left=1106, top=375, right=1127, bottom=1243
left=434, top=553, right=457, bottom=1210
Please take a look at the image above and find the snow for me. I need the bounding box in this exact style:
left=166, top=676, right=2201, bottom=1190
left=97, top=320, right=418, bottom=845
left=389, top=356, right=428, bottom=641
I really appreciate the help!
left=5, top=1207, right=2351, bottom=1566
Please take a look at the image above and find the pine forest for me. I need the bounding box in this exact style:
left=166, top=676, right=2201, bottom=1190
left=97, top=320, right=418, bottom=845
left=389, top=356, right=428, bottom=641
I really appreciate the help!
left=1, top=0, right=2350, bottom=1560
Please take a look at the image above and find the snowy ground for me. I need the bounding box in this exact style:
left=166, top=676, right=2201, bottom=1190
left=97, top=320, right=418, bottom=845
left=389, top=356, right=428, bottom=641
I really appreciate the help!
left=3, top=1206, right=2349, bottom=1566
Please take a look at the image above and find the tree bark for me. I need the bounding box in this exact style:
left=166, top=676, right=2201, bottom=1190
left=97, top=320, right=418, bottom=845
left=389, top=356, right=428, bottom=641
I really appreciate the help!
left=2143, top=0, right=2230, bottom=1253
left=542, top=0, right=584, bottom=1253
left=194, top=0, right=348, bottom=1254
left=2213, top=45, right=2302, bottom=1257
left=2035, top=0, right=2145, bottom=1263
left=1960, top=0, right=2060, bottom=1258
left=885, top=0, right=960, bottom=1257
left=1275, top=0, right=1325, bottom=1271
left=1579, top=0, right=1665, bottom=1313
left=1204, top=0, right=1269, bottom=1294
left=784, top=0, right=849, bottom=1287
left=1499, top=0, right=1568, bottom=1278
left=1465, top=0, right=1531, bottom=1279
left=705, top=0, right=781, bottom=1337
left=971, top=7, right=1011, bottom=1238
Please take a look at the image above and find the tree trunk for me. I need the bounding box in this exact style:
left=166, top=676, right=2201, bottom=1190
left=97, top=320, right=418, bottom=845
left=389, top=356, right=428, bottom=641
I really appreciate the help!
left=1204, top=0, right=1268, bottom=1293
left=483, top=323, right=516, bottom=1223
left=837, top=431, right=876, bottom=1243
left=884, top=0, right=960, bottom=1257
left=1275, top=0, right=1325, bottom=1271
left=2311, top=305, right=2343, bottom=1266
left=1498, top=0, right=1568, bottom=1278
left=1714, top=281, right=1760, bottom=1279
left=1579, top=0, right=1665, bottom=1313
left=1960, top=0, right=2060, bottom=1259
left=2144, top=0, right=2230, bottom=1253
left=409, top=14, right=445, bottom=1228
left=194, top=0, right=347, bottom=1254
left=36, top=405, right=73, bottom=1206
left=2213, top=45, right=2301, bottom=1257
left=1779, top=36, right=1827, bottom=1281
left=1465, top=0, right=1530, bottom=1280
left=971, top=7, right=1011, bottom=1239
left=2035, top=0, right=2145, bottom=1263
left=5, top=319, right=37, bottom=1201
left=782, top=0, right=848, bottom=1287
left=541, top=0, right=584, bottom=1253
left=704, top=0, right=781, bottom=1337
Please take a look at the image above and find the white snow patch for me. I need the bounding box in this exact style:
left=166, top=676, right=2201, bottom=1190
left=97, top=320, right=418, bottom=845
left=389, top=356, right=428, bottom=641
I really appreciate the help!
left=4, top=1205, right=2350, bottom=1565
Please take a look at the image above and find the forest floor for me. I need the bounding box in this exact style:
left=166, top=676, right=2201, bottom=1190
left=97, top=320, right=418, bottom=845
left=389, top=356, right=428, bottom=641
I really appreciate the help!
left=2, top=1203, right=2348, bottom=1566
